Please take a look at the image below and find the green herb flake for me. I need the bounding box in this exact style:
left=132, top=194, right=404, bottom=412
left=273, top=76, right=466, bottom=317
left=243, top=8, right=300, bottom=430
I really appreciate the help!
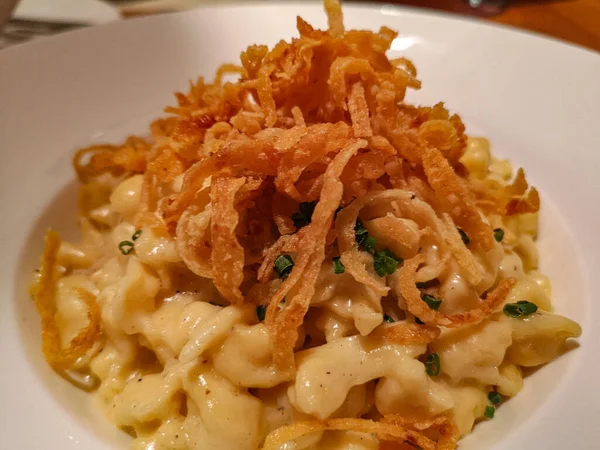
left=274, top=255, right=294, bottom=280
left=333, top=257, right=345, bottom=274
left=256, top=305, right=267, bottom=321
left=373, top=249, right=403, bottom=277
left=503, top=300, right=538, bottom=318
left=363, top=235, right=376, bottom=253
left=291, top=202, right=316, bottom=229
left=355, top=219, right=376, bottom=253
left=421, top=293, right=442, bottom=311
left=484, top=405, right=495, bottom=419
left=493, top=228, right=505, bottom=243
left=457, top=227, right=470, bottom=245
left=132, top=229, right=142, bottom=241
left=488, top=391, right=502, bottom=405
left=425, top=353, right=440, bottom=376
left=119, top=240, right=134, bottom=255
left=354, top=218, right=368, bottom=238
left=383, top=314, right=395, bottom=323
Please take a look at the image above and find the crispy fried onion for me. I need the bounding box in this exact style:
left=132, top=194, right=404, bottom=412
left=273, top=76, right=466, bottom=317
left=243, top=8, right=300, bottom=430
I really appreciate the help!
left=35, top=230, right=101, bottom=371
left=210, top=176, right=247, bottom=303
left=134, top=169, right=163, bottom=231
left=399, top=254, right=516, bottom=327
left=262, top=415, right=458, bottom=450
left=134, top=139, right=188, bottom=232
left=324, top=0, right=344, bottom=37
left=336, top=189, right=486, bottom=294
left=382, top=321, right=441, bottom=345
left=176, top=202, right=213, bottom=279
left=380, top=415, right=459, bottom=450
left=506, top=187, right=539, bottom=215
left=420, top=140, right=495, bottom=251
left=348, top=82, right=373, bottom=137
left=504, top=168, right=540, bottom=215
left=470, top=168, right=540, bottom=216
left=271, top=192, right=299, bottom=235
left=147, top=140, right=188, bottom=184
left=264, top=139, right=367, bottom=369
left=161, top=126, right=317, bottom=227
left=275, top=122, right=353, bottom=201
left=73, top=136, right=150, bottom=182
left=414, top=250, right=450, bottom=285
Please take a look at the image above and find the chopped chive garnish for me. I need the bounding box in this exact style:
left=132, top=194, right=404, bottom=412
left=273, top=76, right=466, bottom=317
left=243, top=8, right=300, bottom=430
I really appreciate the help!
left=383, top=314, right=395, bottom=323
left=493, top=228, right=505, bottom=243
left=425, top=353, right=440, bottom=376
left=484, top=405, right=495, bottom=419
left=355, top=218, right=368, bottom=238
left=132, top=229, right=142, bottom=241
left=421, top=293, right=442, bottom=311
left=373, top=249, right=403, bottom=277
left=355, top=219, right=376, bottom=254
left=457, top=227, right=470, bottom=245
left=333, top=257, right=345, bottom=274
left=119, top=240, right=134, bottom=255
left=503, top=300, right=538, bottom=318
left=488, top=391, right=502, bottom=405
left=363, top=235, right=376, bottom=253
left=415, top=317, right=424, bottom=325
left=291, top=202, right=316, bottom=229
left=256, top=305, right=267, bottom=321
left=274, top=255, right=294, bottom=280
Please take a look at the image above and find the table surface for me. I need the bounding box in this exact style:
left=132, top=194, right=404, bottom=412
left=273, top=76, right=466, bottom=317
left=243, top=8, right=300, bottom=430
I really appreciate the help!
left=380, top=0, right=600, bottom=53
left=491, top=0, right=600, bottom=53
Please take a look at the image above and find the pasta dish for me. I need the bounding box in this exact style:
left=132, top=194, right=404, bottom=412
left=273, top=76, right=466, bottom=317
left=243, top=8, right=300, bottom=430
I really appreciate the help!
left=30, top=1, right=582, bottom=449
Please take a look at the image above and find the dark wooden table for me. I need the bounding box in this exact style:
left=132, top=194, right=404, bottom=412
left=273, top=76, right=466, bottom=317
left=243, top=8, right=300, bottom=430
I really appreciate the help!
left=491, top=0, right=600, bottom=52
left=383, top=0, right=600, bottom=52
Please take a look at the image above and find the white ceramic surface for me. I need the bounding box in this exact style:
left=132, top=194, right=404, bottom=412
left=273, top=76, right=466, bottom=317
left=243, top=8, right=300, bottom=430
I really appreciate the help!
left=1, top=3, right=599, bottom=449
left=13, top=0, right=120, bottom=25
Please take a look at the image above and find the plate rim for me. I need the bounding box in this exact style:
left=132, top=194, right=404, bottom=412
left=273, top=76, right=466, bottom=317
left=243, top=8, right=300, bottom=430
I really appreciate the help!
left=1, top=3, right=599, bottom=449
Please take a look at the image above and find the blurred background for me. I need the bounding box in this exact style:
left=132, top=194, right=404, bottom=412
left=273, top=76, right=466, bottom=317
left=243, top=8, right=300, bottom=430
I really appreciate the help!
left=1, top=0, right=599, bottom=51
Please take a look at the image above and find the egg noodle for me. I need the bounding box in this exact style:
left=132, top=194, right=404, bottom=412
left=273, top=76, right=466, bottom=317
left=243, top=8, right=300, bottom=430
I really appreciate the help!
left=30, top=1, right=581, bottom=449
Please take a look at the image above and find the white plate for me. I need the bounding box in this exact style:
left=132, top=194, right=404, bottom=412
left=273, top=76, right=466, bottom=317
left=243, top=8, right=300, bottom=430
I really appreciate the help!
left=1, top=3, right=599, bottom=449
